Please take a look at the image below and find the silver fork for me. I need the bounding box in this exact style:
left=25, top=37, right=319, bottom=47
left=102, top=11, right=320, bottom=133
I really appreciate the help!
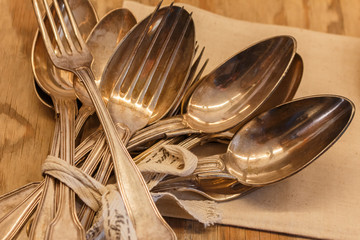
left=32, top=0, right=177, bottom=239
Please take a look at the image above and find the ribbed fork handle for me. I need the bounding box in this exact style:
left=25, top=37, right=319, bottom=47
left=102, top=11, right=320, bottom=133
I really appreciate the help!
left=75, top=66, right=176, bottom=240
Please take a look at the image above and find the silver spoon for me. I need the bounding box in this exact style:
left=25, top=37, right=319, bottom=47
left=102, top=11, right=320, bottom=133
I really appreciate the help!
left=129, top=35, right=297, bottom=148
left=153, top=95, right=355, bottom=201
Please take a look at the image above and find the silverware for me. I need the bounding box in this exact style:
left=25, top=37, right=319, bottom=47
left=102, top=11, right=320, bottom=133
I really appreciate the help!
left=77, top=3, right=196, bottom=236
left=71, top=8, right=137, bottom=230
left=129, top=36, right=297, bottom=149
left=126, top=50, right=303, bottom=202
left=153, top=95, right=355, bottom=200
left=32, top=1, right=191, bottom=238
left=33, top=8, right=85, bottom=240
left=74, top=44, right=206, bottom=160
left=30, top=0, right=98, bottom=238
left=224, top=95, right=354, bottom=185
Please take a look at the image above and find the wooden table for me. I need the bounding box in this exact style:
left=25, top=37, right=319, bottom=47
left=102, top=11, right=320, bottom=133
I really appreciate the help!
left=1, top=0, right=358, bottom=239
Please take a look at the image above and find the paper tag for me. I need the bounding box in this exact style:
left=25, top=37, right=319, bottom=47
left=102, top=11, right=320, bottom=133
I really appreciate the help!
left=87, top=185, right=137, bottom=240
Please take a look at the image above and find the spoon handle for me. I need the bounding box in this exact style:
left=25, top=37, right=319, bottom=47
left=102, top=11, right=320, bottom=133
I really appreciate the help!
left=135, top=116, right=184, bottom=135
left=46, top=99, right=85, bottom=240
left=76, top=66, right=176, bottom=240
left=78, top=144, right=111, bottom=230
left=0, top=118, right=103, bottom=239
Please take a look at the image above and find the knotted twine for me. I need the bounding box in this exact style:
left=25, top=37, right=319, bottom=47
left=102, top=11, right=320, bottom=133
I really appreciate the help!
left=42, top=144, right=222, bottom=240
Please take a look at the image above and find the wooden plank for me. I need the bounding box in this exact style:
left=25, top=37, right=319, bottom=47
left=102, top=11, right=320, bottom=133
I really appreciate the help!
left=0, top=0, right=54, bottom=194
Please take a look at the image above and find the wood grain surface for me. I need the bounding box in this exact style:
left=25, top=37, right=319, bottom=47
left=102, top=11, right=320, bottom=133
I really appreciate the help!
left=0, top=0, right=357, bottom=239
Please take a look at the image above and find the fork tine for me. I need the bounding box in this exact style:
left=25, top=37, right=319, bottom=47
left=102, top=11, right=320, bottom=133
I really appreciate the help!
left=123, top=3, right=174, bottom=100
left=41, top=0, right=67, bottom=54
left=180, top=57, right=209, bottom=114
left=43, top=0, right=67, bottom=54
left=194, top=43, right=199, bottom=56
left=189, top=46, right=206, bottom=86
left=147, top=11, right=193, bottom=111
left=53, top=0, right=77, bottom=52
left=62, top=0, right=87, bottom=50
left=33, top=0, right=65, bottom=56
left=136, top=7, right=185, bottom=105
left=111, top=1, right=163, bottom=97
left=166, top=45, right=206, bottom=117
left=33, top=0, right=52, bottom=52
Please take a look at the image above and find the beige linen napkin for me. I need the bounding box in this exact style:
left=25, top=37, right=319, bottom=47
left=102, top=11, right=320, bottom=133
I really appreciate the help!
left=123, top=1, right=360, bottom=239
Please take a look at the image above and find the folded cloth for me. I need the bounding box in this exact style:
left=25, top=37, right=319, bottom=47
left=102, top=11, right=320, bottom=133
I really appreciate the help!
left=123, top=1, right=360, bottom=239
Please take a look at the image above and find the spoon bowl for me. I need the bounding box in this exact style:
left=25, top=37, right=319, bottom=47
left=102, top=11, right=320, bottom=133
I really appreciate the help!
left=186, top=36, right=296, bottom=133
left=33, top=78, right=53, bottom=109
left=225, top=95, right=355, bottom=186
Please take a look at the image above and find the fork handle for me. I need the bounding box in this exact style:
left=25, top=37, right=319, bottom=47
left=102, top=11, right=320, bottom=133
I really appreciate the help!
left=75, top=67, right=176, bottom=240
